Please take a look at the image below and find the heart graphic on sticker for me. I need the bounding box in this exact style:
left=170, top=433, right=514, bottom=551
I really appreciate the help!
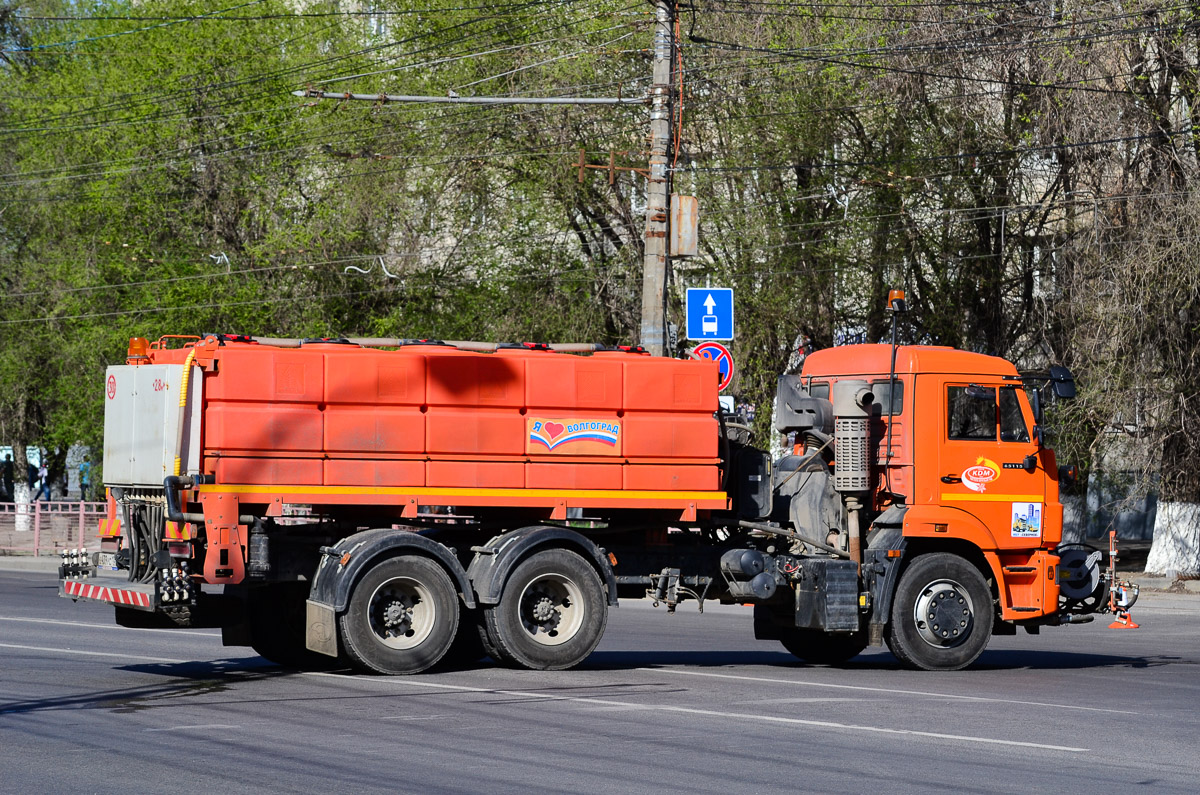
left=544, top=421, right=565, bottom=439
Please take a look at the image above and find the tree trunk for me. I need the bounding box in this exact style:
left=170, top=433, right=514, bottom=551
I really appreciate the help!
left=1144, top=502, right=1200, bottom=577
left=12, top=443, right=32, bottom=533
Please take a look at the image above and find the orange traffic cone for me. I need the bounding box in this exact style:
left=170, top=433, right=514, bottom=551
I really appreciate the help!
left=1108, top=610, right=1140, bottom=629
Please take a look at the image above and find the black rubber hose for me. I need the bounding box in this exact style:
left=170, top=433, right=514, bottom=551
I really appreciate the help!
left=164, top=474, right=256, bottom=526
left=164, top=475, right=205, bottom=524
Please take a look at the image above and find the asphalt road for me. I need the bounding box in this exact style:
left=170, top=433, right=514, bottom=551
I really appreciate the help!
left=2, top=569, right=1198, bottom=794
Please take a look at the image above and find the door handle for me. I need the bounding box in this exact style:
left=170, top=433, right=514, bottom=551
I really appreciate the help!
left=941, top=474, right=962, bottom=484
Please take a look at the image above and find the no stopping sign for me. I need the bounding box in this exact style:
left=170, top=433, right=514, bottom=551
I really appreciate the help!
left=693, top=341, right=734, bottom=392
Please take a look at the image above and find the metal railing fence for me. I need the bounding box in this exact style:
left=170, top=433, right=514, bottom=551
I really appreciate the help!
left=0, top=501, right=107, bottom=557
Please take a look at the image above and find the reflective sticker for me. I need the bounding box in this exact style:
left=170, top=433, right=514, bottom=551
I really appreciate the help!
left=1011, top=502, right=1042, bottom=538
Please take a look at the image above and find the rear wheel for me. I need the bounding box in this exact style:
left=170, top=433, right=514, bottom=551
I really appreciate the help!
left=886, top=553, right=993, bottom=671
left=339, top=555, right=459, bottom=675
left=778, top=629, right=868, bottom=665
left=481, top=549, right=607, bottom=670
left=438, top=608, right=488, bottom=668
left=245, top=582, right=337, bottom=669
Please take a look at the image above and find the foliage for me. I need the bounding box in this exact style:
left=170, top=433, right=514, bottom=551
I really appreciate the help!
left=2, top=0, right=1200, bottom=526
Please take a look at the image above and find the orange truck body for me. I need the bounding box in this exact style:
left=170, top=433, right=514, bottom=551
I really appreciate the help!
left=63, top=334, right=1103, bottom=674
left=191, top=339, right=723, bottom=496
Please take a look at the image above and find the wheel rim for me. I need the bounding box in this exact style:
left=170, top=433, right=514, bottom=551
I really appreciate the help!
left=368, top=576, right=437, bottom=650
left=517, top=572, right=585, bottom=647
left=912, top=578, right=975, bottom=649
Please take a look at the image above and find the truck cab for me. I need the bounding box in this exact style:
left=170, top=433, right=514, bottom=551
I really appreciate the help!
left=789, top=344, right=1074, bottom=666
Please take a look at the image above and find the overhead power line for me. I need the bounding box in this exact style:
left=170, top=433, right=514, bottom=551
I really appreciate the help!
left=291, top=88, right=646, bottom=105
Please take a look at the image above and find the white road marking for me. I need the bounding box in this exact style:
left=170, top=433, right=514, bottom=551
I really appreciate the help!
left=304, top=672, right=1088, bottom=753
left=0, top=616, right=220, bottom=637
left=747, top=697, right=870, bottom=704
left=639, top=668, right=1138, bottom=715
left=0, top=642, right=187, bottom=664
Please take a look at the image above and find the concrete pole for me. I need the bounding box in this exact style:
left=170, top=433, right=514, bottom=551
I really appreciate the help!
left=639, top=0, right=674, bottom=356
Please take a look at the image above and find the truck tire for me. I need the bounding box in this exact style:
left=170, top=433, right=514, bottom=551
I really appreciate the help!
left=247, top=582, right=338, bottom=670
left=481, top=548, right=607, bottom=670
left=886, top=553, right=993, bottom=671
left=438, top=608, right=488, bottom=669
left=339, top=555, right=459, bottom=675
left=778, top=629, right=868, bottom=665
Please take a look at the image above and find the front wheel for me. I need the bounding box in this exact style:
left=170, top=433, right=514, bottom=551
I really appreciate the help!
left=886, top=553, right=994, bottom=671
left=481, top=548, right=607, bottom=670
left=339, top=555, right=459, bottom=675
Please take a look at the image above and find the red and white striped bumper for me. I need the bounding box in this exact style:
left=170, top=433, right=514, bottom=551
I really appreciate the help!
left=60, top=578, right=153, bottom=610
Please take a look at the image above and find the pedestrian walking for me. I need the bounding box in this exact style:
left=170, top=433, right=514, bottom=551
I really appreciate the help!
left=79, top=457, right=91, bottom=502
left=36, top=460, right=50, bottom=501
left=2, top=454, right=12, bottom=502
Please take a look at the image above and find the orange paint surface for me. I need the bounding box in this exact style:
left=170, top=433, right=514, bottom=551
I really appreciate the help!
left=150, top=336, right=723, bottom=511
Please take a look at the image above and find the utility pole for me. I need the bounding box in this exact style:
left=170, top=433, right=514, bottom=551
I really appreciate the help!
left=639, top=0, right=674, bottom=357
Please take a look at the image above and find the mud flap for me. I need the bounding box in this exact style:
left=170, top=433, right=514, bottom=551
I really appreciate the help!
left=306, top=600, right=338, bottom=658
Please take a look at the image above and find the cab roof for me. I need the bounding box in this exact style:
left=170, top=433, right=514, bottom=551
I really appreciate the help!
left=801, top=344, right=1019, bottom=379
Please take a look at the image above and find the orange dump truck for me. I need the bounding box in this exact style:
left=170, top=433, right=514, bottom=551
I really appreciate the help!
left=60, top=329, right=1115, bottom=672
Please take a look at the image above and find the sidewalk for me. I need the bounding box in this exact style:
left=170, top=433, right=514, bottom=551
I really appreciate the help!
left=0, top=556, right=62, bottom=573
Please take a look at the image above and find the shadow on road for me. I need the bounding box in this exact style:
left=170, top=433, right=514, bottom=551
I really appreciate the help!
left=0, top=659, right=286, bottom=715
left=3, top=648, right=1183, bottom=718
left=583, top=647, right=1171, bottom=671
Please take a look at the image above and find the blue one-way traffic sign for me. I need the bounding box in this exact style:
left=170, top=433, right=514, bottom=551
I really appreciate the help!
left=686, top=287, right=734, bottom=341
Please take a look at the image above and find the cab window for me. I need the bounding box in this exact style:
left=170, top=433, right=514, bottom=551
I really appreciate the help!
left=999, top=387, right=1030, bottom=443
left=808, top=380, right=829, bottom=400
left=947, top=386, right=997, bottom=440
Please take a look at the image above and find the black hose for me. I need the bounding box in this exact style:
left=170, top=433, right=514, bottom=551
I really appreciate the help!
left=164, top=474, right=256, bottom=525
left=164, top=475, right=205, bottom=524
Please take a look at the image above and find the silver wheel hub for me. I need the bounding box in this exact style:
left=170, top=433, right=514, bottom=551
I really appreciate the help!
left=518, top=573, right=585, bottom=647
left=913, top=579, right=974, bottom=649
left=369, top=576, right=436, bottom=650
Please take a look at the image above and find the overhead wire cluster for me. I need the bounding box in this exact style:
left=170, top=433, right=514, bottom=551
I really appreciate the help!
left=1, top=0, right=1195, bottom=326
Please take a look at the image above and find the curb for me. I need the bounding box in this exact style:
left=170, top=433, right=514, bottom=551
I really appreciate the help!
left=1126, top=574, right=1200, bottom=595
left=0, top=557, right=62, bottom=573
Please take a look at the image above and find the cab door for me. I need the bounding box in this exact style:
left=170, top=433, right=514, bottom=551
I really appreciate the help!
left=937, top=379, right=1044, bottom=549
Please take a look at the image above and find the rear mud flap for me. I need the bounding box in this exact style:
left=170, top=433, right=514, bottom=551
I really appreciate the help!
left=306, top=600, right=338, bottom=658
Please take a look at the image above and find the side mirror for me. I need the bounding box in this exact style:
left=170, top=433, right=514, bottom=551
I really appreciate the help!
left=1049, top=365, right=1076, bottom=399
left=1030, top=388, right=1044, bottom=446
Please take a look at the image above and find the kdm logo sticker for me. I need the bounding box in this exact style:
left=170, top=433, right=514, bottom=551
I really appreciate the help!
left=962, top=458, right=999, bottom=493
